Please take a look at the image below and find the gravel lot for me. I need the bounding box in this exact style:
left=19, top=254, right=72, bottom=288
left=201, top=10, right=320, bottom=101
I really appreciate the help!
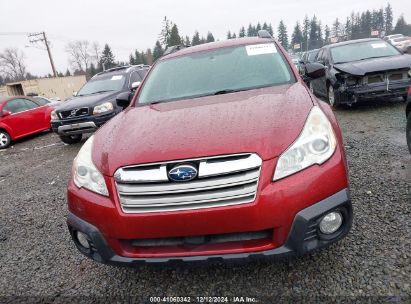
left=0, top=99, right=410, bottom=302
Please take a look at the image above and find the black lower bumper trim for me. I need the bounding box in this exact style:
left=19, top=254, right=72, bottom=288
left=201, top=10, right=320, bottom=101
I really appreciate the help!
left=67, top=188, right=352, bottom=266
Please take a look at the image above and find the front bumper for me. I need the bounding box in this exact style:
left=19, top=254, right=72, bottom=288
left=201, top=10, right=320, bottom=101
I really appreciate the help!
left=338, top=79, right=410, bottom=104
left=51, top=112, right=117, bottom=136
left=67, top=189, right=352, bottom=265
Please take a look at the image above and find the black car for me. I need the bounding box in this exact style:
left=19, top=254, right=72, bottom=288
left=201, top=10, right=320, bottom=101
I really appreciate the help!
left=309, top=38, right=411, bottom=107
left=51, top=65, right=150, bottom=144
left=299, top=49, right=319, bottom=77
left=406, top=86, right=411, bottom=153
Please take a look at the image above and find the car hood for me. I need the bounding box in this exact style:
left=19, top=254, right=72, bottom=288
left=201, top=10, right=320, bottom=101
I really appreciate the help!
left=92, top=83, right=313, bottom=176
left=333, top=54, right=411, bottom=76
left=55, top=91, right=120, bottom=111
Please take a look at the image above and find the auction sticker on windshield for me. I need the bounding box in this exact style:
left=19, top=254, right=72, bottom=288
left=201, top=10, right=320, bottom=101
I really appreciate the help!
left=371, top=43, right=387, bottom=48
left=111, top=75, right=123, bottom=80
left=246, top=43, right=277, bottom=56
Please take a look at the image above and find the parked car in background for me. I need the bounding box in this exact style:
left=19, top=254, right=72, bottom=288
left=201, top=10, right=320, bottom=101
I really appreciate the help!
left=33, top=96, right=62, bottom=106
left=290, top=54, right=301, bottom=71
left=51, top=64, right=150, bottom=144
left=389, top=36, right=411, bottom=51
left=310, top=38, right=411, bottom=107
left=299, top=49, right=320, bottom=79
left=384, top=34, right=404, bottom=42
left=0, top=96, right=54, bottom=149
left=67, top=32, right=352, bottom=266
left=406, top=85, right=411, bottom=153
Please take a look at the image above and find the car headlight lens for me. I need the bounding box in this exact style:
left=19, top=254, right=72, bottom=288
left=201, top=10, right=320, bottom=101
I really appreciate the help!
left=93, top=102, right=113, bottom=115
left=273, top=106, right=337, bottom=181
left=72, top=136, right=108, bottom=196
left=50, top=110, right=59, bottom=121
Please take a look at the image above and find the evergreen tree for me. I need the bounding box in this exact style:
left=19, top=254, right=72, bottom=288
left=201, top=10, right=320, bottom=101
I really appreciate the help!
left=185, top=36, right=191, bottom=46
left=302, top=16, right=310, bottom=51
left=192, top=31, right=201, bottom=46
left=206, top=32, right=215, bottom=43
left=344, top=17, right=352, bottom=40
left=227, top=31, right=232, bottom=39
left=309, top=16, right=320, bottom=48
left=159, top=16, right=172, bottom=47
left=393, top=15, right=411, bottom=35
left=384, top=3, right=393, bottom=34
left=232, top=33, right=237, bottom=39
left=332, top=18, right=342, bottom=39
left=239, top=27, right=246, bottom=38
left=267, top=24, right=274, bottom=37
left=324, top=25, right=331, bottom=44
left=88, top=63, right=97, bottom=77
left=291, top=22, right=304, bottom=51
left=247, top=24, right=255, bottom=37
left=200, top=36, right=206, bottom=44
left=277, top=20, right=289, bottom=48
left=129, top=54, right=135, bottom=65
left=100, top=44, right=116, bottom=70
left=153, top=40, right=164, bottom=61
left=168, top=24, right=181, bottom=46
left=256, top=23, right=262, bottom=33
left=145, top=49, right=154, bottom=65
left=65, top=69, right=71, bottom=77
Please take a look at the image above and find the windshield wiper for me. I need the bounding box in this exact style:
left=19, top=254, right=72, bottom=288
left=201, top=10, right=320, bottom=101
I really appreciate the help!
left=213, top=88, right=250, bottom=95
left=78, top=90, right=114, bottom=96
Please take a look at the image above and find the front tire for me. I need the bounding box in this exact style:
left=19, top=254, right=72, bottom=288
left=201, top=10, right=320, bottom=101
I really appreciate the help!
left=327, top=85, right=340, bottom=108
left=407, top=115, right=411, bottom=154
left=0, top=130, right=11, bottom=149
left=59, top=134, right=82, bottom=145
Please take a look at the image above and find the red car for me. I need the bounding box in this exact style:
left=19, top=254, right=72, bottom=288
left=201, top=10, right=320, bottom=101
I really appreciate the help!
left=67, top=31, right=353, bottom=265
left=0, top=96, right=54, bottom=149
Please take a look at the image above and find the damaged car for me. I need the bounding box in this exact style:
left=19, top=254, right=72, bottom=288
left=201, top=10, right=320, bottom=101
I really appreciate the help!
left=310, top=38, right=411, bottom=107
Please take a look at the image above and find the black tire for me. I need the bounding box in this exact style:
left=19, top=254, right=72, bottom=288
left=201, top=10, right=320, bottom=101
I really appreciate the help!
left=407, top=114, right=411, bottom=154
left=327, top=84, right=340, bottom=108
left=0, top=130, right=11, bottom=149
left=59, top=134, right=83, bottom=145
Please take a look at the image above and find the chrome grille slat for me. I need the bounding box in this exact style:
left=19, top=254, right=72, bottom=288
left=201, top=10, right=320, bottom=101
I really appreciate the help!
left=116, top=168, right=259, bottom=195
left=115, top=153, right=262, bottom=213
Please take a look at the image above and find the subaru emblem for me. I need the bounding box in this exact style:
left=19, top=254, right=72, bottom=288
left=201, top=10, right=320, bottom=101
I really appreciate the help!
left=168, top=164, right=198, bottom=182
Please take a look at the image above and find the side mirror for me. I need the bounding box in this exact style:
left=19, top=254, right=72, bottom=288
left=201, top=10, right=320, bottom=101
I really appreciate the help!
left=305, top=63, right=326, bottom=79
left=2, top=110, right=11, bottom=117
left=116, top=92, right=132, bottom=108
left=131, top=81, right=141, bottom=90
left=72, top=91, right=77, bottom=97
left=406, top=45, right=411, bottom=55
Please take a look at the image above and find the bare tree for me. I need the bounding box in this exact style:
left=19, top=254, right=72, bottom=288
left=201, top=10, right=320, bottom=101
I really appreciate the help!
left=91, top=42, right=101, bottom=65
left=65, top=40, right=91, bottom=72
left=0, top=48, right=27, bottom=81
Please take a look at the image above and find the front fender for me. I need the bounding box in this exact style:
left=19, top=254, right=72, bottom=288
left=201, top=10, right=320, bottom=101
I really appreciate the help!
left=0, top=122, right=14, bottom=140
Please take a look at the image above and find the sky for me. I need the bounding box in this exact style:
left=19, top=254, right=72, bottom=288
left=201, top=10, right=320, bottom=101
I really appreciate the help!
left=0, top=0, right=410, bottom=76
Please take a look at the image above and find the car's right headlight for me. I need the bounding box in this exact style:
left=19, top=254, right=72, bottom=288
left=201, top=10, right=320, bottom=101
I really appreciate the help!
left=72, top=136, right=108, bottom=196
left=273, top=106, right=337, bottom=181
left=50, top=111, right=59, bottom=121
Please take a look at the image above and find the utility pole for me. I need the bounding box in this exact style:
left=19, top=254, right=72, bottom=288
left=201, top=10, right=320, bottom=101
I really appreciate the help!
left=28, top=32, right=57, bottom=77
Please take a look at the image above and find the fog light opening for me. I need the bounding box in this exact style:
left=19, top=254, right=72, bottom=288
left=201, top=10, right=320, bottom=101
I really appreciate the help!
left=75, top=231, right=91, bottom=249
left=319, top=211, right=343, bottom=235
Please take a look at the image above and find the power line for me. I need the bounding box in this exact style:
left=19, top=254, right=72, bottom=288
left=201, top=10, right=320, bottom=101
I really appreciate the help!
left=28, top=32, right=57, bottom=77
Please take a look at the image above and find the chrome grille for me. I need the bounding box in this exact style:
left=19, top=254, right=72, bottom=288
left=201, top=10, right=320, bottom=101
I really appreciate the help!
left=58, top=107, right=89, bottom=119
left=114, top=153, right=262, bottom=213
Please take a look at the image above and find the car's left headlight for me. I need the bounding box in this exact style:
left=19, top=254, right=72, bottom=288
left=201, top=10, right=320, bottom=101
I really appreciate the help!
left=72, top=135, right=109, bottom=196
left=93, top=102, right=113, bottom=115
left=273, top=106, right=337, bottom=181
left=50, top=110, right=59, bottom=121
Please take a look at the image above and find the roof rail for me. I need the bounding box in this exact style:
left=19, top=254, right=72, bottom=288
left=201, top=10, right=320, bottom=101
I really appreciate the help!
left=95, top=64, right=150, bottom=76
left=163, top=44, right=190, bottom=56
left=257, top=30, right=272, bottom=39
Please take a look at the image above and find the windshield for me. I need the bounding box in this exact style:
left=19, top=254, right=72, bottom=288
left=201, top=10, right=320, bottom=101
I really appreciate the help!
left=331, top=41, right=400, bottom=64
left=138, top=43, right=294, bottom=104
left=77, top=74, right=126, bottom=96
left=33, top=97, right=50, bottom=105
left=308, top=50, right=319, bottom=62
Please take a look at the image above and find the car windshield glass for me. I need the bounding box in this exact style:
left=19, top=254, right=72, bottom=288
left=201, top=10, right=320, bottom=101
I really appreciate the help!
left=308, top=50, right=319, bottom=62
left=77, top=74, right=126, bottom=96
left=34, top=97, right=50, bottom=105
left=331, top=41, right=400, bottom=64
left=137, top=43, right=294, bottom=104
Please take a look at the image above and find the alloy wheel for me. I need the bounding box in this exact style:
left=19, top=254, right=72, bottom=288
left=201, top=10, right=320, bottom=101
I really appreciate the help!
left=0, top=131, right=10, bottom=148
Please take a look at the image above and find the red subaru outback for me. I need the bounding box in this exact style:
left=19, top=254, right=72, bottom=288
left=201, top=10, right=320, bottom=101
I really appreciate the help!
left=67, top=31, right=352, bottom=265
